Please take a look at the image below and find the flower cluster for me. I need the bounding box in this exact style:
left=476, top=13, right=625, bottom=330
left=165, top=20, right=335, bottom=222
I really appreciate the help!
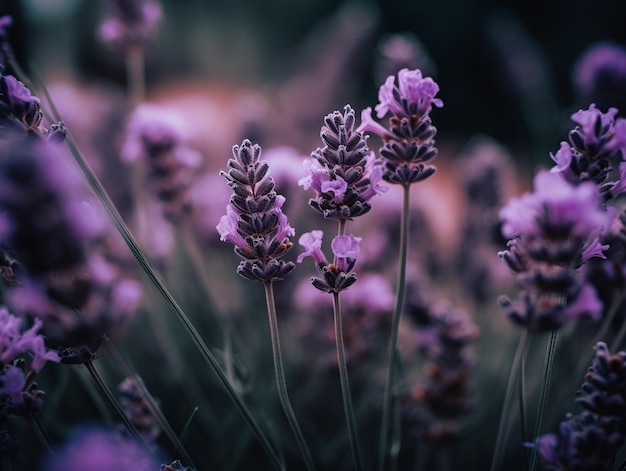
left=296, top=230, right=360, bottom=293
left=217, top=139, right=296, bottom=282
left=118, top=377, right=160, bottom=445
left=0, top=136, right=142, bottom=356
left=572, top=42, right=626, bottom=114
left=358, top=68, right=443, bottom=185
left=122, top=104, right=202, bottom=223
left=550, top=104, right=626, bottom=201
left=99, top=0, right=162, bottom=53
left=0, top=306, right=59, bottom=412
left=498, top=170, right=613, bottom=332
left=402, top=292, right=478, bottom=444
left=538, top=342, right=626, bottom=470
left=299, top=104, right=386, bottom=220
left=0, top=306, right=59, bottom=456
left=0, top=74, right=43, bottom=133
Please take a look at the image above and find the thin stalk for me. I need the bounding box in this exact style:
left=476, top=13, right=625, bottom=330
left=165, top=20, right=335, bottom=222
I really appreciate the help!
left=105, top=341, right=197, bottom=469
left=377, top=183, right=411, bottom=471
left=529, top=330, right=559, bottom=471
left=332, top=291, right=363, bottom=471
left=518, top=338, right=530, bottom=470
left=126, top=47, right=146, bottom=108
left=62, top=133, right=283, bottom=471
left=489, top=328, right=530, bottom=471
left=83, top=360, right=160, bottom=465
left=264, top=281, right=316, bottom=471
left=180, top=407, right=199, bottom=445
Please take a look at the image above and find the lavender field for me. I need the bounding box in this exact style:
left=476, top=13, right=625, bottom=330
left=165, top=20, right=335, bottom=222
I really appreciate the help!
left=1, top=1, right=626, bottom=470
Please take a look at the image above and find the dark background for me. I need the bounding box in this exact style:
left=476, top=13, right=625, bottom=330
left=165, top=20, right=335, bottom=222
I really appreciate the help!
left=3, top=0, right=626, bottom=166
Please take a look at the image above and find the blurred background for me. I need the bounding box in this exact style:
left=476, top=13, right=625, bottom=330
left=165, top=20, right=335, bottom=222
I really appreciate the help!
left=3, top=0, right=626, bottom=168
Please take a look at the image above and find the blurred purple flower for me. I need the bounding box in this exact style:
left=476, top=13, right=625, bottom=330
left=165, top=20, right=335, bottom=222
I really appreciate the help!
left=572, top=41, right=626, bottom=114
left=99, top=0, right=162, bottom=53
left=42, top=426, right=152, bottom=471
left=0, top=75, right=42, bottom=130
left=498, top=170, right=612, bottom=331
left=500, top=170, right=612, bottom=243
left=297, top=231, right=359, bottom=293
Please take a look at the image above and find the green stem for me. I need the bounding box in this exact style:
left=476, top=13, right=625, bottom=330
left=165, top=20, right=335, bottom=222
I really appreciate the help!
left=377, top=183, right=411, bottom=471
left=105, top=341, right=197, bottom=469
left=62, top=133, right=283, bottom=471
left=529, top=330, right=559, bottom=471
left=264, top=281, right=316, bottom=471
left=489, top=328, right=530, bottom=471
left=84, top=360, right=159, bottom=465
left=332, top=292, right=363, bottom=471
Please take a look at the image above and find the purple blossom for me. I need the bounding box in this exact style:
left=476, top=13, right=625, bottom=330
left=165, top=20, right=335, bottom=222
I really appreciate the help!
left=498, top=170, right=612, bottom=331
left=550, top=104, right=626, bottom=200
left=374, top=68, right=443, bottom=120
left=217, top=204, right=247, bottom=249
left=358, top=68, right=442, bottom=185
left=218, top=139, right=296, bottom=282
left=99, top=0, right=162, bottom=52
left=301, top=104, right=386, bottom=220
left=0, top=307, right=59, bottom=372
left=43, top=426, right=153, bottom=471
left=0, top=75, right=42, bottom=130
left=296, top=230, right=326, bottom=265
left=297, top=231, right=360, bottom=293
left=499, top=171, right=612, bottom=242
left=572, top=41, right=626, bottom=113
left=330, top=234, right=361, bottom=272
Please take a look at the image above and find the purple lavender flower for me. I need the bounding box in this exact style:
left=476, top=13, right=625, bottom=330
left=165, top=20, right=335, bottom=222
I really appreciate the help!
left=572, top=41, right=626, bottom=115
left=498, top=170, right=613, bottom=332
left=217, top=139, right=296, bottom=282
left=99, top=0, right=162, bottom=53
left=42, top=426, right=153, bottom=471
left=402, top=302, right=478, bottom=444
left=358, top=68, right=442, bottom=185
left=297, top=230, right=360, bottom=293
left=0, top=136, right=143, bottom=351
left=0, top=16, right=13, bottom=73
left=538, top=342, right=626, bottom=470
left=122, top=104, right=202, bottom=223
left=300, top=104, right=387, bottom=220
left=550, top=104, right=626, bottom=201
left=0, top=74, right=43, bottom=131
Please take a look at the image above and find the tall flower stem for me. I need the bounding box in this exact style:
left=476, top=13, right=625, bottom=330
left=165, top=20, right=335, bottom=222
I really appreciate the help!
left=377, top=183, right=411, bottom=471
left=83, top=360, right=159, bottom=465
left=264, top=281, right=316, bottom=471
left=333, top=291, right=364, bottom=471
left=61, top=133, right=283, bottom=471
left=529, top=330, right=559, bottom=471
left=489, top=328, right=530, bottom=471
left=28, top=416, right=55, bottom=459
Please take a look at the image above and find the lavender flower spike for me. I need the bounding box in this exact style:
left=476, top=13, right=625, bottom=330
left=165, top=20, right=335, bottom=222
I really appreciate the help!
left=300, top=104, right=387, bottom=220
left=358, top=68, right=443, bottom=185
left=218, top=139, right=296, bottom=282
left=498, top=170, right=613, bottom=332
left=297, top=231, right=360, bottom=293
